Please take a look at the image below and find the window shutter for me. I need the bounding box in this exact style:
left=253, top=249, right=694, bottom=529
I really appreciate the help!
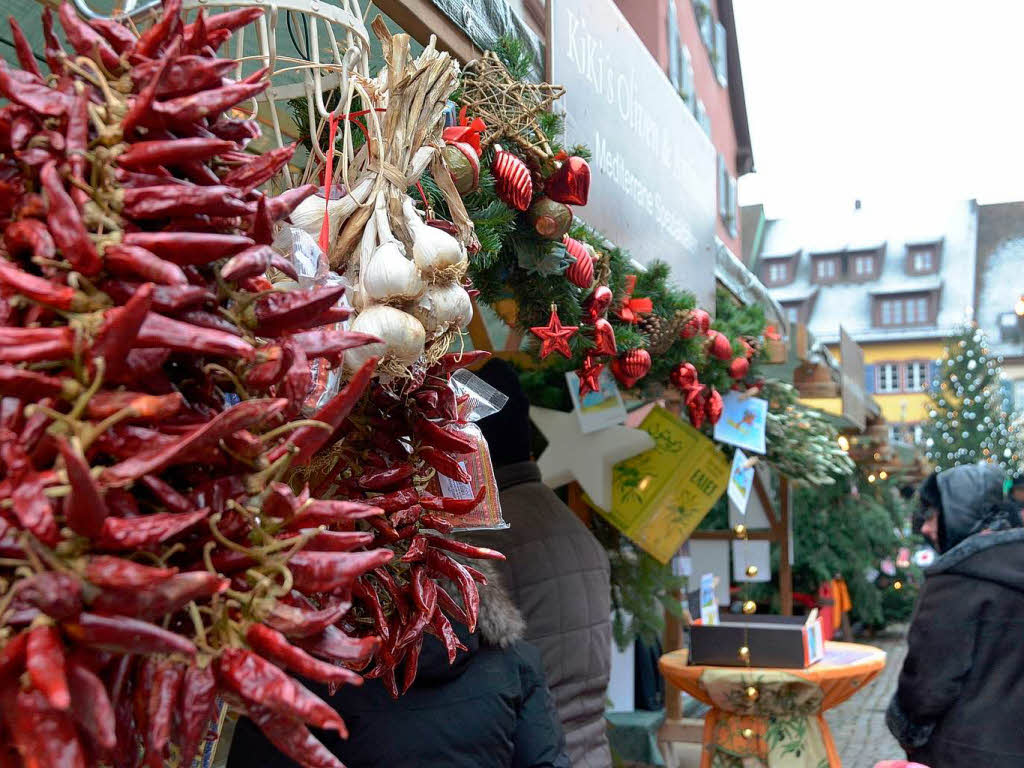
left=699, top=4, right=714, bottom=52
left=864, top=364, right=876, bottom=394
left=714, top=20, right=728, bottom=86
left=717, top=155, right=727, bottom=218
left=928, top=361, right=939, bottom=392
left=728, top=175, right=738, bottom=237
left=667, top=0, right=681, bottom=89
left=682, top=46, right=694, bottom=105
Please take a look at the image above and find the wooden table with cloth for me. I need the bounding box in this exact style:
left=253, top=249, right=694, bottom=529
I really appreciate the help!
left=659, top=642, right=886, bottom=768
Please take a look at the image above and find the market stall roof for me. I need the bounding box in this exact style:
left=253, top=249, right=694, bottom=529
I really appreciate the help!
left=715, top=239, right=786, bottom=329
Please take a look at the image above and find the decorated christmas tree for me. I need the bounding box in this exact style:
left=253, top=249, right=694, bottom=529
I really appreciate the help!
left=923, top=325, right=1023, bottom=470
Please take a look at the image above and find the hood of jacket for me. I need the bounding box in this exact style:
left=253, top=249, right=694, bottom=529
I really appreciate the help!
left=928, top=527, right=1024, bottom=594
left=936, top=462, right=1005, bottom=552
left=414, top=558, right=526, bottom=687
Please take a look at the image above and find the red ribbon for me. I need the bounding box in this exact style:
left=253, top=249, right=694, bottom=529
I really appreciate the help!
left=442, top=106, right=487, bottom=156
left=318, top=111, right=340, bottom=255
left=764, top=324, right=782, bottom=341
left=616, top=275, right=653, bottom=324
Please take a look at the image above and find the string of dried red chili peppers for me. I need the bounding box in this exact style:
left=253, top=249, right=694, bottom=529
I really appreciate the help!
left=0, top=2, right=503, bottom=767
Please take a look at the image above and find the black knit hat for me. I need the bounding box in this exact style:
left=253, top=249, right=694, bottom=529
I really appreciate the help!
left=473, top=359, right=532, bottom=468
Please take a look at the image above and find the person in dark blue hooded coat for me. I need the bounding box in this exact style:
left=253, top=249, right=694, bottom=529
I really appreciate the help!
left=886, top=462, right=1024, bottom=768
left=226, top=560, right=569, bottom=768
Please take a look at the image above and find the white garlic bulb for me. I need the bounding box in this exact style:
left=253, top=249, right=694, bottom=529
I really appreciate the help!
left=287, top=179, right=374, bottom=240
left=345, top=304, right=425, bottom=372
left=361, top=241, right=424, bottom=303
left=412, top=283, right=473, bottom=337
left=402, top=198, right=466, bottom=275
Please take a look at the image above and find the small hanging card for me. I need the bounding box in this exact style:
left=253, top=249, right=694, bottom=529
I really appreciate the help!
left=422, top=422, right=507, bottom=532
left=713, top=391, right=768, bottom=455
left=727, top=449, right=754, bottom=513
left=698, top=573, right=719, bottom=626
left=566, top=368, right=627, bottom=434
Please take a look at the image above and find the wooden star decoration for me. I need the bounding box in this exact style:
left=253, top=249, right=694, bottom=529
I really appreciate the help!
left=530, top=306, right=577, bottom=359
left=458, top=51, right=565, bottom=162
left=530, top=407, right=655, bottom=510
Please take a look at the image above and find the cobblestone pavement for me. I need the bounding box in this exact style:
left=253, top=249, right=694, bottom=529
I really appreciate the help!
left=825, top=626, right=908, bottom=768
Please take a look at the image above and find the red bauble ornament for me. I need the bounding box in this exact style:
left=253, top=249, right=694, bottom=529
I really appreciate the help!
left=670, top=362, right=698, bottom=391
left=530, top=306, right=578, bottom=359
left=706, top=389, right=724, bottom=425
left=492, top=144, right=533, bottom=211
left=681, top=308, right=712, bottom=339
left=563, top=235, right=595, bottom=289
left=611, top=348, right=652, bottom=389
left=707, top=331, right=733, bottom=361
left=593, top=318, right=617, bottom=356
left=545, top=155, right=591, bottom=206
left=577, top=353, right=605, bottom=396
left=583, top=285, right=613, bottom=323
left=728, top=356, right=750, bottom=380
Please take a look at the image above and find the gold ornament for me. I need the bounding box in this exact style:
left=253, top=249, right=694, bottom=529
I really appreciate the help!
left=741, top=728, right=754, bottom=740
left=738, top=646, right=750, bottom=661
left=746, top=565, right=759, bottom=578
left=734, top=523, right=748, bottom=539
left=742, top=600, right=757, bottom=615
left=745, top=686, right=759, bottom=702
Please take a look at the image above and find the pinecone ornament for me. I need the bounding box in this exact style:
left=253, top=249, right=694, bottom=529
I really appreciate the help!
left=640, top=313, right=686, bottom=355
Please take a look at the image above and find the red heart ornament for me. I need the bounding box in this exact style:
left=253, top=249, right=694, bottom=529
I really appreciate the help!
left=593, top=318, right=617, bottom=356
left=583, top=285, right=613, bottom=323
left=545, top=156, right=591, bottom=206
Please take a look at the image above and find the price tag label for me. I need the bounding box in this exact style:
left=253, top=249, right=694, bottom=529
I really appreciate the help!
left=438, top=463, right=474, bottom=501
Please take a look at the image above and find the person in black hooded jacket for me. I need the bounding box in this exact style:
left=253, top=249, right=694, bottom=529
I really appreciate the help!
left=226, top=560, right=570, bottom=768
left=886, top=462, right=1024, bottom=768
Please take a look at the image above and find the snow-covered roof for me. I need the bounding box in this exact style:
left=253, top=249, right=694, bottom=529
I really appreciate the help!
left=976, top=234, right=1024, bottom=358
left=758, top=200, right=977, bottom=344
left=760, top=251, right=800, bottom=261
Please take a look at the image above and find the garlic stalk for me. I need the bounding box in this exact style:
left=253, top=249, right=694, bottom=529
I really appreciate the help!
left=288, top=177, right=374, bottom=240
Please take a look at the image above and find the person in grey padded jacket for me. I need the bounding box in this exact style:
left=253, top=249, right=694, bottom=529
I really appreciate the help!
left=469, top=359, right=613, bottom=768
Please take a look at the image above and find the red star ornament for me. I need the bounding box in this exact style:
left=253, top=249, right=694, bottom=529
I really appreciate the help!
left=530, top=306, right=578, bottom=359
left=577, top=353, right=605, bottom=396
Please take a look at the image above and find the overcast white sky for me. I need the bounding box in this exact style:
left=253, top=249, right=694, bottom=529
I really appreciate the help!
left=733, top=1, right=1024, bottom=218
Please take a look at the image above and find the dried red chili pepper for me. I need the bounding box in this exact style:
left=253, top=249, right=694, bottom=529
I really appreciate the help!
left=4, top=218, right=55, bottom=261
left=118, top=137, right=236, bottom=170
left=58, top=437, right=110, bottom=539
left=371, top=487, right=420, bottom=513
left=419, top=445, right=471, bottom=484
left=122, top=38, right=178, bottom=138
left=120, top=184, right=253, bottom=220
left=2, top=443, right=59, bottom=545
left=105, top=279, right=213, bottom=313
left=177, top=664, right=216, bottom=766
left=221, top=245, right=298, bottom=282
left=64, top=612, right=197, bottom=657
left=426, top=549, right=479, bottom=632
left=296, top=530, right=376, bottom=552
left=91, top=571, right=228, bottom=620
left=0, top=260, right=82, bottom=310
left=418, top=485, right=487, bottom=515
left=84, top=556, right=177, bottom=590
left=66, top=90, right=90, bottom=208
left=91, top=282, right=154, bottom=379
left=192, top=6, right=265, bottom=36
left=174, top=309, right=242, bottom=337
left=133, top=0, right=181, bottom=58
left=86, top=391, right=183, bottom=422
left=134, top=56, right=236, bottom=98
left=58, top=1, right=120, bottom=71
left=401, top=534, right=429, bottom=563
left=429, top=608, right=466, bottom=665
left=416, top=418, right=476, bottom=455
left=216, top=647, right=347, bottom=734
left=427, top=350, right=490, bottom=378
left=294, top=623, right=380, bottom=665
left=435, top=583, right=471, bottom=627
left=26, top=624, right=71, bottom=710
left=359, top=463, right=415, bottom=492
left=139, top=474, right=191, bottom=514
left=0, top=61, right=69, bottom=116
left=123, top=230, right=254, bottom=264
left=402, top=636, right=422, bottom=694
left=247, top=623, right=363, bottom=686
left=0, top=633, right=27, bottom=679
left=104, top=243, right=188, bottom=286
left=7, top=686, right=86, bottom=768
left=244, top=284, right=346, bottom=336
left=247, top=705, right=344, bottom=768
left=145, top=658, right=184, bottom=765
left=264, top=600, right=348, bottom=640
left=389, top=504, right=423, bottom=529
left=7, top=17, right=41, bottom=79
left=40, top=9, right=65, bottom=75
left=153, top=80, right=268, bottom=126
left=272, top=356, right=376, bottom=465
left=68, top=660, right=117, bottom=751
left=88, top=17, right=136, bottom=55
left=411, top=566, right=439, bottom=617
left=264, top=183, right=318, bottom=221
left=287, top=329, right=375, bottom=368
left=424, top=534, right=505, bottom=561
left=222, top=143, right=296, bottom=192
left=136, top=311, right=255, bottom=360
left=16, top=572, right=82, bottom=621
left=209, top=115, right=260, bottom=145
left=96, top=508, right=209, bottom=550
left=40, top=161, right=102, bottom=275
left=289, top=549, right=393, bottom=594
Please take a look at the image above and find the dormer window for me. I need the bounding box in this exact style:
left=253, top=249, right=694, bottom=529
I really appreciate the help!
left=872, top=291, right=937, bottom=328
left=853, top=254, right=876, bottom=278
left=811, top=254, right=841, bottom=284
left=760, top=252, right=798, bottom=287
left=907, top=242, right=942, bottom=275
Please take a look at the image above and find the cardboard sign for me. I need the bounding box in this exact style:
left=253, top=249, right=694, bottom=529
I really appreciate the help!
left=713, top=391, right=768, bottom=454
left=699, top=573, right=719, bottom=626
left=727, top=448, right=754, bottom=512
left=590, top=407, right=729, bottom=563
left=840, top=327, right=868, bottom=431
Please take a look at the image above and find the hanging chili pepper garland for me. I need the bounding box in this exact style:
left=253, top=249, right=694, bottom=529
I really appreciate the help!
left=0, top=3, right=506, bottom=766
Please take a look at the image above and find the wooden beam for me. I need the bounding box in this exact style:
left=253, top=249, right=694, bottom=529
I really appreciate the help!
left=372, top=0, right=480, bottom=64
left=752, top=471, right=778, bottom=530
left=779, top=476, right=793, bottom=616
